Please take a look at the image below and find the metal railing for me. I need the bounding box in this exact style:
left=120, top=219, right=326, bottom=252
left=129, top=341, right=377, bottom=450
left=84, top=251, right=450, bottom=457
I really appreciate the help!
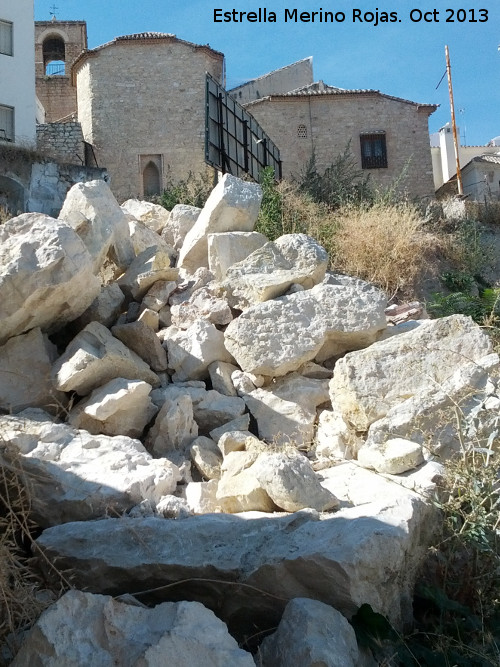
left=205, top=74, right=281, bottom=182
left=45, top=63, right=66, bottom=76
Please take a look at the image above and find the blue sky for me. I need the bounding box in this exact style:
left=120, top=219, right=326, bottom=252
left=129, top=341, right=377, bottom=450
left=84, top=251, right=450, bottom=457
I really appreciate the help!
left=34, top=0, right=499, bottom=145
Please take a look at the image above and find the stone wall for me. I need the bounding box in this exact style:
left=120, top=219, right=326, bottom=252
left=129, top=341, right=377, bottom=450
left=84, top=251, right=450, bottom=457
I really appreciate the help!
left=229, top=58, right=313, bottom=105
left=75, top=37, right=224, bottom=203
left=0, top=145, right=107, bottom=218
left=35, top=76, right=77, bottom=123
left=246, top=93, right=436, bottom=200
left=36, top=122, right=85, bottom=164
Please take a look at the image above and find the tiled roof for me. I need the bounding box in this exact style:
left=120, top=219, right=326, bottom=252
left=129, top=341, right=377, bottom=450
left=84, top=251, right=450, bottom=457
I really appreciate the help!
left=245, top=81, right=437, bottom=111
left=471, top=154, right=500, bottom=165
left=72, top=32, right=223, bottom=75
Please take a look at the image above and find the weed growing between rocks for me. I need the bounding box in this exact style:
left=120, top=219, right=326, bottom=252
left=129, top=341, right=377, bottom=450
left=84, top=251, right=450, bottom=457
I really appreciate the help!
left=156, top=171, right=215, bottom=210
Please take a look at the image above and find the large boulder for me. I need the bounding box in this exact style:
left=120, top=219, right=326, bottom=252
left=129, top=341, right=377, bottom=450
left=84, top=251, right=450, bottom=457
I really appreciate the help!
left=117, top=246, right=179, bottom=301
left=34, top=472, right=437, bottom=632
left=52, top=321, right=160, bottom=396
left=0, top=328, right=66, bottom=413
left=330, top=315, right=493, bottom=431
left=177, top=174, right=262, bottom=272
left=161, top=203, right=201, bottom=250
left=58, top=179, right=134, bottom=272
left=11, top=591, right=254, bottom=667
left=224, top=281, right=387, bottom=377
left=0, top=213, right=100, bottom=344
left=121, top=198, right=170, bottom=233
left=223, top=234, right=329, bottom=309
left=0, top=409, right=181, bottom=526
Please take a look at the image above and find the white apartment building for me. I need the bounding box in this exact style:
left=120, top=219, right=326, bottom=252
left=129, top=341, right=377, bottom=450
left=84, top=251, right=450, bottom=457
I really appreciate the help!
left=0, top=0, right=36, bottom=146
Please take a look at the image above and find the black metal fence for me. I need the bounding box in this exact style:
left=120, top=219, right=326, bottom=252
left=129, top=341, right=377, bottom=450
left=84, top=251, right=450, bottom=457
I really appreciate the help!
left=205, top=74, right=281, bottom=182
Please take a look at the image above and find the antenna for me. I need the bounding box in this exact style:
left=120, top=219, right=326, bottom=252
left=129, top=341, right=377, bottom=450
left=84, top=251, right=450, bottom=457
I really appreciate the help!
left=445, top=45, right=463, bottom=195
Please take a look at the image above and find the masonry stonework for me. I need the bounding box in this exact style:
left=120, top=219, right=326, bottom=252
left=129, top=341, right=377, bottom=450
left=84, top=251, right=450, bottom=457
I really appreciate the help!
left=73, top=35, right=224, bottom=203
left=36, top=122, right=85, bottom=164
left=246, top=92, right=436, bottom=200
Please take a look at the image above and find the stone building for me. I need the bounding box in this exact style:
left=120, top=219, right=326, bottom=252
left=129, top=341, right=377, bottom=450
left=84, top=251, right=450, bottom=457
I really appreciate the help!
left=244, top=81, right=437, bottom=200
left=230, top=58, right=313, bottom=105
left=35, top=19, right=87, bottom=122
left=72, top=33, right=224, bottom=202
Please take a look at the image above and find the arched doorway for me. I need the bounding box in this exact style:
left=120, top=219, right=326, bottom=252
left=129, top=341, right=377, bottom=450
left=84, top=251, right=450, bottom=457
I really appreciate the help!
left=0, top=175, right=26, bottom=216
left=43, top=35, right=66, bottom=75
left=142, top=160, right=161, bottom=197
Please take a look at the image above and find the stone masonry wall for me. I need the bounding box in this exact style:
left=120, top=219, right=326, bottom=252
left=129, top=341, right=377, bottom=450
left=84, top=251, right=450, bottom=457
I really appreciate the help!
left=76, top=39, right=224, bottom=203
left=35, top=77, right=78, bottom=123
left=36, top=122, right=85, bottom=164
left=247, top=94, right=436, bottom=200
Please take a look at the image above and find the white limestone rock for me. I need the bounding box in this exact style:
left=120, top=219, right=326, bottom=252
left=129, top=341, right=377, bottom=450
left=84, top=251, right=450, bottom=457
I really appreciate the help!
left=231, top=370, right=266, bottom=396
left=164, top=319, right=234, bottom=382
left=0, top=328, right=66, bottom=414
left=137, top=307, right=159, bottom=331
left=162, top=203, right=201, bottom=250
left=258, top=598, right=360, bottom=667
left=59, top=179, right=134, bottom=272
left=217, top=430, right=262, bottom=457
left=0, top=212, right=101, bottom=344
left=111, top=320, right=168, bottom=372
left=208, top=361, right=239, bottom=397
left=251, top=452, right=339, bottom=512
left=146, top=393, right=198, bottom=457
left=189, top=436, right=222, bottom=480
left=128, top=219, right=176, bottom=259
left=73, top=283, right=126, bottom=329
left=207, top=231, right=268, bottom=281
left=68, top=378, right=157, bottom=439
left=177, top=174, right=262, bottom=272
left=170, top=285, right=233, bottom=329
left=168, top=267, right=214, bottom=306
left=185, top=480, right=221, bottom=514
left=216, top=451, right=276, bottom=513
left=11, top=591, right=254, bottom=667
left=209, top=414, right=251, bottom=442
left=121, top=198, right=170, bottom=233
left=0, top=409, right=181, bottom=527
left=223, top=234, right=328, bottom=308
left=35, top=482, right=437, bottom=630
left=357, top=438, right=424, bottom=475
left=224, top=281, right=387, bottom=377
left=330, top=314, right=493, bottom=430
left=52, top=321, right=160, bottom=396
left=315, top=407, right=361, bottom=462
left=142, top=280, right=177, bottom=312
left=117, top=246, right=179, bottom=301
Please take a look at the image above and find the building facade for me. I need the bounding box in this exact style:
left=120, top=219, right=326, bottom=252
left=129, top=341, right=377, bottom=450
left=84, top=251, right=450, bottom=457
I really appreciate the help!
left=72, top=33, right=224, bottom=202
left=245, top=82, right=437, bottom=200
left=0, top=0, right=36, bottom=146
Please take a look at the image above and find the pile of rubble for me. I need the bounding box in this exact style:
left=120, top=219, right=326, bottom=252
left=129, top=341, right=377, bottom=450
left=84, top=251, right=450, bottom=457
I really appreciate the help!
left=1, top=175, right=498, bottom=665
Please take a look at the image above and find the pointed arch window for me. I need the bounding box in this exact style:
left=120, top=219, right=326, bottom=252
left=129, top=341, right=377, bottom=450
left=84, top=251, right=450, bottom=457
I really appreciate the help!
left=143, top=161, right=161, bottom=197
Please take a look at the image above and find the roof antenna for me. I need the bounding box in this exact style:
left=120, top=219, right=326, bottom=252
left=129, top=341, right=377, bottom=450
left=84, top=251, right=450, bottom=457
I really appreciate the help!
left=50, top=4, right=58, bottom=21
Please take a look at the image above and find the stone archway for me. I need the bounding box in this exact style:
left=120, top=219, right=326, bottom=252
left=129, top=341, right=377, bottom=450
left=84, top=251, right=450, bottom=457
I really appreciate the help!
left=0, top=175, right=26, bottom=216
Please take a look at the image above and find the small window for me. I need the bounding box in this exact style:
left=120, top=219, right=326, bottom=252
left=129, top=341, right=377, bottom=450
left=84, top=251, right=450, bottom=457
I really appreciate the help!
left=297, top=124, right=307, bottom=138
left=0, top=20, right=13, bottom=56
left=360, top=133, right=387, bottom=169
left=0, top=104, right=14, bottom=142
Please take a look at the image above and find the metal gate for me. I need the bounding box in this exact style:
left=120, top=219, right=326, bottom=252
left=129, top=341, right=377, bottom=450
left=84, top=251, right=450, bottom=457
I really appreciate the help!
left=205, top=74, right=282, bottom=182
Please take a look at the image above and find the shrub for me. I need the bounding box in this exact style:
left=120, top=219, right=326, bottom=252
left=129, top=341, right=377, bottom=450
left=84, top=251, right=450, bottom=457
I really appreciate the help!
left=156, top=171, right=214, bottom=210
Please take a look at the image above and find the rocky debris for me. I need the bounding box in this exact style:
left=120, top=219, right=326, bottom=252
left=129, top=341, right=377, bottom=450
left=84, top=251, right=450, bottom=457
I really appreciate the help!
left=223, top=233, right=329, bottom=309
left=58, top=179, right=134, bottom=272
left=73, top=283, right=126, bottom=329
left=52, top=321, right=160, bottom=395
left=208, top=230, right=267, bottom=281
left=217, top=430, right=261, bottom=456
left=68, top=378, right=157, bottom=439
left=168, top=267, right=214, bottom=307
left=163, top=319, right=234, bottom=382
left=0, top=328, right=66, bottom=413
left=111, top=320, right=168, bottom=371
left=189, top=436, right=222, bottom=480
left=127, top=218, right=176, bottom=258
left=11, top=591, right=254, bottom=667
left=257, top=597, right=360, bottom=667
left=0, top=409, right=180, bottom=527
left=385, top=300, right=428, bottom=325
left=117, top=246, right=178, bottom=301
left=170, top=285, right=233, bottom=329
left=0, top=212, right=101, bottom=344
left=142, top=279, right=177, bottom=312
left=209, top=414, right=251, bottom=441
left=161, top=203, right=201, bottom=251
left=177, top=174, right=262, bottom=271
left=34, top=478, right=436, bottom=632
left=330, top=314, right=493, bottom=431
left=146, top=393, right=198, bottom=457
left=121, top=198, right=170, bottom=233
left=224, top=280, right=387, bottom=377
left=208, top=360, right=239, bottom=396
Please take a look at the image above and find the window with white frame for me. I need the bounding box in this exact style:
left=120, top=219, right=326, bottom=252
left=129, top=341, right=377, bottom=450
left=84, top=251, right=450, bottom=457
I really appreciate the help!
left=0, top=20, right=13, bottom=56
left=0, top=105, right=14, bottom=142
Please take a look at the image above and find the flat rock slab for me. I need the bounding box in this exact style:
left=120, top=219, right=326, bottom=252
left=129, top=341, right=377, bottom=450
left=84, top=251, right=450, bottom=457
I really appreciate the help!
left=224, top=281, right=387, bottom=377
left=35, top=480, right=435, bottom=634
